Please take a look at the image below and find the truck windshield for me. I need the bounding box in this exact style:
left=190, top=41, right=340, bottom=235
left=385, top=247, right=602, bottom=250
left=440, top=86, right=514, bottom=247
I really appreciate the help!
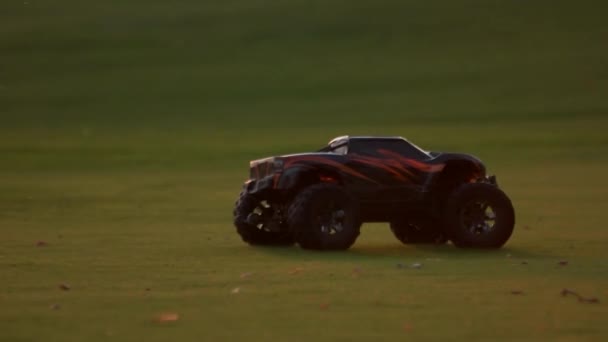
left=349, top=139, right=430, bottom=159
left=318, top=143, right=348, bottom=155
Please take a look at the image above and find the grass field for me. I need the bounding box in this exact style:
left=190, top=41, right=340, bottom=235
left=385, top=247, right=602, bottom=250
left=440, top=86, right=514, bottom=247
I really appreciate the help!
left=2, top=0, right=608, bottom=341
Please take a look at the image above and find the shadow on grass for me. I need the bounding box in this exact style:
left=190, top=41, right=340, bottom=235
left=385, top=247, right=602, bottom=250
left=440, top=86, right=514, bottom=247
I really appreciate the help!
left=247, top=243, right=551, bottom=263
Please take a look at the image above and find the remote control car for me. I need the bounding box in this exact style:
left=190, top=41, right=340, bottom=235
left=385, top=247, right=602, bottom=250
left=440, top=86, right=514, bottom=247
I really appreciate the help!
left=233, top=136, right=515, bottom=250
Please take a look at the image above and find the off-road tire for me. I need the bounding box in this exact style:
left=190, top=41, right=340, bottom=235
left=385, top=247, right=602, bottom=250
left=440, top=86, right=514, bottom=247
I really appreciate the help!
left=233, top=190, right=294, bottom=246
left=390, top=216, right=447, bottom=244
left=444, top=182, right=515, bottom=248
left=287, top=183, right=361, bottom=250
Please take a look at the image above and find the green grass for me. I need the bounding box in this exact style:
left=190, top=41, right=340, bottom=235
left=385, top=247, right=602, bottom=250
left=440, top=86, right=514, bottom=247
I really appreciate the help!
left=2, top=0, right=608, bottom=341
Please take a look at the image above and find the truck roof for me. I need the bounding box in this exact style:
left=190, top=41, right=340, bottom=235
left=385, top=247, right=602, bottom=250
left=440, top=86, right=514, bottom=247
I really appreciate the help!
left=328, top=135, right=407, bottom=148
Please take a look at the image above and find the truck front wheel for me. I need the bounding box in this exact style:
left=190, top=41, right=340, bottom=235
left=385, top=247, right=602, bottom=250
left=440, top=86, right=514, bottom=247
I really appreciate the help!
left=233, top=190, right=294, bottom=246
left=288, top=184, right=361, bottom=250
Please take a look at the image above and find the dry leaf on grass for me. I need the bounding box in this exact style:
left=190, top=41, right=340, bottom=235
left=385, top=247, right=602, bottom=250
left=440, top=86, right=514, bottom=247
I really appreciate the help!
left=561, top=288, right=600, bottom=304
left=288, top=267, right=304, bottom=275
left=155, top=312, right=180, bottom=323
left=582, top=297, right=600, bottom=304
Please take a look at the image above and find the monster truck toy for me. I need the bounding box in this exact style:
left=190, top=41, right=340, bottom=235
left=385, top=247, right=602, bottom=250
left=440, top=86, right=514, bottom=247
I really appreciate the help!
left=233, top=136, right=515, bottom=250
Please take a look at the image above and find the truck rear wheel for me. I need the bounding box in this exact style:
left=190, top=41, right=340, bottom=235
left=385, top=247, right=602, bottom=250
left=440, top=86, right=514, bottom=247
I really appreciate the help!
left=444, top=183, right=515, bottom=248
left=233, top=190, right=294, bottom=246
left=288, top=184, right=361, bottom=250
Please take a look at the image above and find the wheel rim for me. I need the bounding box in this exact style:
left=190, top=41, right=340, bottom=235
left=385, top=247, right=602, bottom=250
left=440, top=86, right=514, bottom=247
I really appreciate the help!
left=316, top=200, right=346, bottom=235
left=459, top=200, right=497, bottom=235
left=247, top=200, right=274, bottom=232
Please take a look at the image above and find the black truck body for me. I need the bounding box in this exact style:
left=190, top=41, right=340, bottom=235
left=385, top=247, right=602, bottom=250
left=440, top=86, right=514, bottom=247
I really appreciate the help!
left=234, top=136, right=513, bottom=250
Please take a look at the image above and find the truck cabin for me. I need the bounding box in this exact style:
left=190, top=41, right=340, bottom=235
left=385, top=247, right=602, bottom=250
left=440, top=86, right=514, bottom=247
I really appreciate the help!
left=319, top=136, right=431, bottom=160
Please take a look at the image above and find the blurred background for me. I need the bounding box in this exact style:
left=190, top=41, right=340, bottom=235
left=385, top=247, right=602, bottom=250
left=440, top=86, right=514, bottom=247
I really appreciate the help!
left=4, top=0, right=606, bottom=126
left=3, top=0, right=607, bottom=172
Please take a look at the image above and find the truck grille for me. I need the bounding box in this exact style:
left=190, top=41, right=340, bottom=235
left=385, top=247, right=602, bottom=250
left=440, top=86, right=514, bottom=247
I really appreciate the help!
left=249, top=158, right=274, bottom=180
